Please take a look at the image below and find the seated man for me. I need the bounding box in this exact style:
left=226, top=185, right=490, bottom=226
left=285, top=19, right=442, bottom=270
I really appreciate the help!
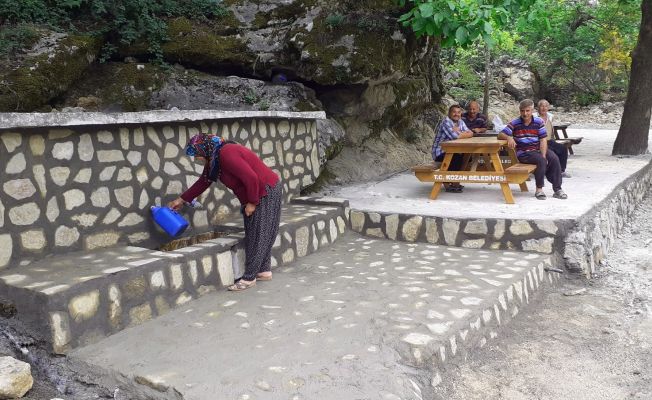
left=535, top=99, right=571, bottom=178
left=498, top=99, right=568, bottom=200
left=432, top=104, right=474, bottom=192
left=462, top=100, right=488, bottom=134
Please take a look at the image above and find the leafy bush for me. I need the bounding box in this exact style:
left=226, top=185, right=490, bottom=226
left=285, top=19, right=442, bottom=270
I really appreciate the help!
left=574, top=91, right=602, bottom=107
left=0, top=23, right=40, bottom=57
left=325, top=14, right=345, bottom=28
left=442, top=46, right=484, bottom=103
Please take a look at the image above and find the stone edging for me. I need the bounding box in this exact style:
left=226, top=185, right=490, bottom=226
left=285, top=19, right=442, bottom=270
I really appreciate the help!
left=0, top=110, right=327, bottom=130
left=564, top=159, right=652, bottom=275
left=345, top=209, right=568, bottom=255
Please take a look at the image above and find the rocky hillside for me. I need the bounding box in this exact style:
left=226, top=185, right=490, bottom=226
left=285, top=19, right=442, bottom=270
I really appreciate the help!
left=0, top=0, right=446, bottom=186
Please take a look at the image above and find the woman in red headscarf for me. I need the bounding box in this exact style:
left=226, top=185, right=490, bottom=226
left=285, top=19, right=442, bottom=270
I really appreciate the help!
left=168, top=134, right=281, bottom=291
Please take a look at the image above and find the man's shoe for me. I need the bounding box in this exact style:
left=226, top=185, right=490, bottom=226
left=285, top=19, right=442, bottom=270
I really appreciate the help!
left=562, top=171, right=572, bottom=178
left=553, top=189, right=568, bottom=199
left=535, top=191, right=547, bottom=200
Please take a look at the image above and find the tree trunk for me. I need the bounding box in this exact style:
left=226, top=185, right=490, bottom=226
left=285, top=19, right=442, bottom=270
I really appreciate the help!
left=483, top=45, right=490, bottom=116
left=612, top=0, right=652, bottom=155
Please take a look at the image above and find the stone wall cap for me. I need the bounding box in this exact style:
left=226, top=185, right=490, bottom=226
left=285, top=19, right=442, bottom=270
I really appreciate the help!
left=0, top=110, right=327, bottom=130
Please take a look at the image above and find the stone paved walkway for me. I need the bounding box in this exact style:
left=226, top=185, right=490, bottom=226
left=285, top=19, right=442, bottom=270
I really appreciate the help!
left=70, top=232, right=555, bottom=400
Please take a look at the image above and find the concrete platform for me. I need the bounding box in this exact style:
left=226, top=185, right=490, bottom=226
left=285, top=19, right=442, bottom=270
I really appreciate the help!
left=0, top=202, right=349, bottom=353
left=325, top=129, right=651, bottom=220
left=320, top=129, right=652, bottom=274
left=69, top=232, right=558, bottom=400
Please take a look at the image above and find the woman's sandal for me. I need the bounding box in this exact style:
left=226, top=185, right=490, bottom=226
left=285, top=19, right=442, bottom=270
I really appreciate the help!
left=256, top=273, right=272, bottom=281
left=227, top=280, right=256, bottom=291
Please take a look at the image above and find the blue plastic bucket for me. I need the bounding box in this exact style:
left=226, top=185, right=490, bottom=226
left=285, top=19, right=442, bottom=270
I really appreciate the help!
left=151, top=206, right=189, bottom=237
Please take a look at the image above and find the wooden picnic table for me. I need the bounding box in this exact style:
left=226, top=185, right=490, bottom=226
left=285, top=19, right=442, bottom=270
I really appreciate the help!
left=552, top=124, right=583, bottom=154
left=412, top=137, right=536, bottom=204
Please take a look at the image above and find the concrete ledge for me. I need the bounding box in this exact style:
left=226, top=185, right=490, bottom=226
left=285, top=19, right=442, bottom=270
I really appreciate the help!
left=0, top=201, right=351, bottom=353
left=0, top=110, right=327, bottom=130
left=0, top=244, right=239, bottom=353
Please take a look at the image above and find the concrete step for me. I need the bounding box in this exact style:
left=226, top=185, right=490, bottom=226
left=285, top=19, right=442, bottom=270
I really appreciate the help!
left=69, top=232, right=561, bottom=400
left=0, top=198, right=349, bottom=354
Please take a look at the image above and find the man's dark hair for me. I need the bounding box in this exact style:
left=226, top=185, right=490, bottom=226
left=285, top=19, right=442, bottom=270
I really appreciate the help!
left=448, top=104, right=463, bottom=115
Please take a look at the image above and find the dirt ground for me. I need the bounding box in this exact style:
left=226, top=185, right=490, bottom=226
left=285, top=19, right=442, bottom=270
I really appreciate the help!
left=433, top=195, right=652, bottom=400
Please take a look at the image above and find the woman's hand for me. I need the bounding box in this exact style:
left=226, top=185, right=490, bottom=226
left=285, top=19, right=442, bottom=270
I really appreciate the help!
left=168, top=197, right=185, bottom=211
left=244, top=203, right=256, bottom=217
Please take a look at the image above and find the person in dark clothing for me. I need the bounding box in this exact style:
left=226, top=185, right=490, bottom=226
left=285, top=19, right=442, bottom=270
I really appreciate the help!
left=498, top=99, right=567, bottom=200
left=169, top=134, right=282, bottom=292
left=462, top=100, right=488, bottom=134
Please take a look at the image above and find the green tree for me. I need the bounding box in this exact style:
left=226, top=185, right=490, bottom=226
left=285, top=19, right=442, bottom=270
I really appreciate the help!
left=398, top=0, right=537, bottom=48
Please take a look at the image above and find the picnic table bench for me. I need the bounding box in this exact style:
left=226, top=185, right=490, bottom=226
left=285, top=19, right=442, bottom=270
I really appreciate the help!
left=553, top=124, right=583, bottom=154
left=412, top=137, right=536, bottom=204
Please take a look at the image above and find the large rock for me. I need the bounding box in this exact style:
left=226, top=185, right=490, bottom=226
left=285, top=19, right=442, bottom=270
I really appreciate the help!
left=0, top=356, right=33, bottom=399
left=497, top=57, right=537, bottom=101
left=115, top=2, right=430, bottom=87
left=0, top=33, right=102, bottom=112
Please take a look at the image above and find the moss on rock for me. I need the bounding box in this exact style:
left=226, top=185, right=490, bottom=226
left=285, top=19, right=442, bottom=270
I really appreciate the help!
left=161, top=17, right=255, bottom=68
left=285, top=10, right=414, bottom=85
left=59, top=62, right=167, bottom=111
left=0, top=35, right=102, bottom=112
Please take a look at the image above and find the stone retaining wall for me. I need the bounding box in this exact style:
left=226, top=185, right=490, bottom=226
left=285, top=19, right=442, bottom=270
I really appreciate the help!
left=0, top=111, right=325, bottom=269
left=347, top=210, right=570, bottom=256
left=344, top=159, right=652, bottom=277
left=563, top=160, right=652, bottom=276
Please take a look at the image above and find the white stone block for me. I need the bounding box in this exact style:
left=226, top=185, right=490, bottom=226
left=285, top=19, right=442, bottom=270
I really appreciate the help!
left=98, top=150, right=125, bottom=163
left=63, top=189, right=85, bottom=210
left=78, top=133, right=94, bottom=161
left=46, top=197, right=59, bottom=222
left=3, top=179, right=36, bottom=200
left=1, top=132, right=22, bottom=152
left=0, top=235, right=12, bottom=268
left=50, top=167, right=71, bottom=187
left=29, top=135, right=44, bottom=156
left=97, top=130, right=113, bottom=144
left=74, top=168, right=92, bottom=183
left=217, top=251, right=234, bottom=286
left=6, top=153, right=26, bottom=174
left=9, top=203, right=40, bottom=225
left=52, top=142, right=74, bottom=160
left=69, top=290, right=100, bottom=322
left=115, top=186, right=134, bottom=208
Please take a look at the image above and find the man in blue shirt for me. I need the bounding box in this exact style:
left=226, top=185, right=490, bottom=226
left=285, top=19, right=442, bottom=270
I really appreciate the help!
left=462, top=100, right=488, bottom=134
left=498, top=99, right=567, bottom=200
left=432, top=104, right=473, bottom=192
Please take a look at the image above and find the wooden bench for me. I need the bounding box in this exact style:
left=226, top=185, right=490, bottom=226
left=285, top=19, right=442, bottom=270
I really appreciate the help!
left=410, top=152, right=537, bottom=204
left=553, top=124, right=583, bottom=154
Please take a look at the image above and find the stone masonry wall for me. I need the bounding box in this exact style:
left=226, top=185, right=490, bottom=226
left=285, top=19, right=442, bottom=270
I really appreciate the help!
left=0, top=111, right=324, bottom=269
left=563, top=161, right=652, bottom=276
left=347, top=210, right=569, bottom=256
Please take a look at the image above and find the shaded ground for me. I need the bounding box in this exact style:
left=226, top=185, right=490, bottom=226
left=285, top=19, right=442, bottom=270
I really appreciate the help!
left=433, top=194, right=652, bottom=400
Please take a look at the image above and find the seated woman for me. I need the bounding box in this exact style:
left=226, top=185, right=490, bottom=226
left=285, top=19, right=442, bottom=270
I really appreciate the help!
left=535, top=99, right=571, bottom=178
left=431, top=104, right=474, bottom=192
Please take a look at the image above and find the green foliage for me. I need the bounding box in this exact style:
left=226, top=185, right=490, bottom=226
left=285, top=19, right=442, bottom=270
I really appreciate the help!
left=325, top=13, right=345, bottom=28
left=0, top=0, right=228, bottom=61
left=510, top=0, right=640, bottom=103
left=442, top=45, right=484, bottom=102
left=574, top=91, right=602, bottom=107
left=397, top=0, right=537, bottom=48
left=0, top=23, right=40, bottom=57
left=243, top=89, right=260, bottom=105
